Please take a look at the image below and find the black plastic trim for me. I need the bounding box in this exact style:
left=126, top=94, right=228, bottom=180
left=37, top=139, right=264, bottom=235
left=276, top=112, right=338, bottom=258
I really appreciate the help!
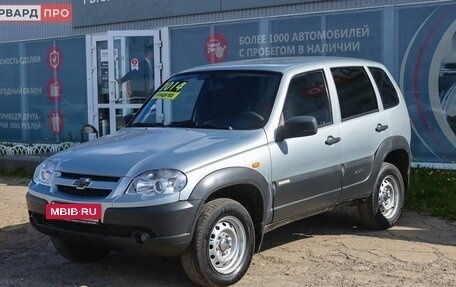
left=340, top=135, right=410, bottom=201
left=188, top=167, right=271, bottom=221
left=188, top=167, right=271, bottom=252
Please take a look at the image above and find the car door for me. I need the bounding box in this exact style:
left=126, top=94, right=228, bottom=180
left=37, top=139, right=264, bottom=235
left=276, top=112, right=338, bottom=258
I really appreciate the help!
left=270, top=70, right=342, bottom=222
left=368, top=66, right=408, bottom=141
left=329, top=66, right=390, bottom=201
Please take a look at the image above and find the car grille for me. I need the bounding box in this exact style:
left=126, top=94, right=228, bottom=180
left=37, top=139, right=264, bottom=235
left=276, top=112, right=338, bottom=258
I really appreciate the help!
left=54, top=172, right=121, bottom=198
left=60, top=172, right=120, bottom=182
left=57, top=185, right=111, bottom=197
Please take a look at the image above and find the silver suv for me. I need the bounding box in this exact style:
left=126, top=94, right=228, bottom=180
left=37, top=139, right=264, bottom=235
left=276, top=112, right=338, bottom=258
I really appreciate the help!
left=27, top=57, right=411, bottom=287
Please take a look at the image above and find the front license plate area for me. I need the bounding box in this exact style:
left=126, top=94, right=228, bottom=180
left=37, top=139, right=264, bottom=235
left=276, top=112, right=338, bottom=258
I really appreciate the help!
left=46, top=202, right=102, bottom=224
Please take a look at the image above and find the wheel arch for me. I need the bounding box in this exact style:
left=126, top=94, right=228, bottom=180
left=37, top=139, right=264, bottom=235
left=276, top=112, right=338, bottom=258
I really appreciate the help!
left=188, top=167, right=271, bottom=252
left=383, top=149, right=410, bottom=192
left=379, top=136, right=411, bottom=192
left=365, top=136, right=411, bottom=199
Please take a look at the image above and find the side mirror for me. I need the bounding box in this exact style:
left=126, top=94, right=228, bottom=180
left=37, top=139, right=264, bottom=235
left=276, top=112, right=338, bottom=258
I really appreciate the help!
left=276, top=116, right=318, bottom=141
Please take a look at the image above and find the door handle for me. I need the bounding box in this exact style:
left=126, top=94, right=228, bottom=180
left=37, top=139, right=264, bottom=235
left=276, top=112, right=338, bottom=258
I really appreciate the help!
left=375, top=123, right=389, bottom=132
left=325, top=136, right=341, bottom=145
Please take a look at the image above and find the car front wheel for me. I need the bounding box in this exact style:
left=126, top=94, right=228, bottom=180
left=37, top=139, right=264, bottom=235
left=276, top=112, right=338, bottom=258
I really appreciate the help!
left=181, top=198, right=255, bottom=287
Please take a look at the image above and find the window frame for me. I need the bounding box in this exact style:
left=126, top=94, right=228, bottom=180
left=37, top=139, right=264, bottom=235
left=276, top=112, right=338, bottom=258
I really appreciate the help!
left=368, top=66, right=400, bottom=110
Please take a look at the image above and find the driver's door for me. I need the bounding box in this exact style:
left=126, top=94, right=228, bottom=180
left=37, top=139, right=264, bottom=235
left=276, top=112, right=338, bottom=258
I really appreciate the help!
left=270, top=70, right=342, bottom=222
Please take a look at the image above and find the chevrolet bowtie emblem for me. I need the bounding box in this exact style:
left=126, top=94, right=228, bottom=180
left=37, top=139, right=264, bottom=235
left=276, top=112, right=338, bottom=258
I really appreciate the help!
left=72, top=178, right=93, bottom=190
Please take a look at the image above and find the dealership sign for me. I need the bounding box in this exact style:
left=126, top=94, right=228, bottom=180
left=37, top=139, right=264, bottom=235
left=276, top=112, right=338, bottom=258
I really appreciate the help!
left=0, top=4, right=72, bottom=22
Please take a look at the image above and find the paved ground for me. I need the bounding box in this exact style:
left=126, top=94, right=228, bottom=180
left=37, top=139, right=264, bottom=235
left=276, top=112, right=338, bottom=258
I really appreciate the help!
left=1, top=176, right=455, bottom=287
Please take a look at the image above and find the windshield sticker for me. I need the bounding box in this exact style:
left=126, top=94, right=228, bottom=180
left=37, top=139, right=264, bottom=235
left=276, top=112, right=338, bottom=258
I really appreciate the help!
left=153, top=81, right=188, bottom=100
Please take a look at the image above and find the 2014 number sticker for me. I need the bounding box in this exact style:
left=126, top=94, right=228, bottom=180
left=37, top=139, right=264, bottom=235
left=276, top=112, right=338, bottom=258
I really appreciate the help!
left=153, top=81, right=187, bottom=100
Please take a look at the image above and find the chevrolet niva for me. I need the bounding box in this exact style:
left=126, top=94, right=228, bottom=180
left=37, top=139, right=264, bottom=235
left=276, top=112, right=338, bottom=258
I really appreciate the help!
left=27, top=57, right=411, bottom=287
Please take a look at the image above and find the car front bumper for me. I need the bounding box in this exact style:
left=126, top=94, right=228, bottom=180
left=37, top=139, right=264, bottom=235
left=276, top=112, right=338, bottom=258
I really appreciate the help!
left=26, top=192, right=200, bottom=256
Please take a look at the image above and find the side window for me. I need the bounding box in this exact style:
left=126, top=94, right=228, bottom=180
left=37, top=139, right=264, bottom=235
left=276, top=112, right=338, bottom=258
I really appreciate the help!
left=331, top=67, right=378, bottom=120
left=369, top=66, right=400, bottom=109
left=283, top=70, right=332, bottom=126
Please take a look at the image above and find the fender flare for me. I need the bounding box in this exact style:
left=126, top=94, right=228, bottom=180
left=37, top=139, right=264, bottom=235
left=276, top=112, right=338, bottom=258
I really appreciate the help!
left=370, top=135, right=411, bottom=193
left=189, top=167, right=272, bottom=221
left=187, top=167, right=272, bottom=251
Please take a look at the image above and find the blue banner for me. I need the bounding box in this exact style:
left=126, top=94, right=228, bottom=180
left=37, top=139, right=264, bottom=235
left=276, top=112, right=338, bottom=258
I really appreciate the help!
left=398, top=5, right=456, bottom=163
left=171, top=11, right=382, bottom=72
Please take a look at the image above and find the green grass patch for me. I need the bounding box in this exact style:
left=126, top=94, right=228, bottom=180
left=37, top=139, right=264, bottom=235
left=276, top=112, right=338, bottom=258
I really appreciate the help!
left=407, top=168, right=456, bottom=221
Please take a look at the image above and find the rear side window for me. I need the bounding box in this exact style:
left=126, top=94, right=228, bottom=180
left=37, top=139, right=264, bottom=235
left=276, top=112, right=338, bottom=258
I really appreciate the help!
left=369, top=67, right=400, bottom=109
left=331, top=67, right=378, bottom=120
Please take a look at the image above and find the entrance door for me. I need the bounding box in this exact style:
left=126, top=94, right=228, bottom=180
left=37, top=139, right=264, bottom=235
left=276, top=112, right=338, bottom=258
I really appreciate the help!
left=92, top=30, right=162, bottom=136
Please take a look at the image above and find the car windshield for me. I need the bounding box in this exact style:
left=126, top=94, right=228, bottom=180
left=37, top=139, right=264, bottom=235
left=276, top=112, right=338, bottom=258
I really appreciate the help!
left=129, top=70, right=282, bottom=130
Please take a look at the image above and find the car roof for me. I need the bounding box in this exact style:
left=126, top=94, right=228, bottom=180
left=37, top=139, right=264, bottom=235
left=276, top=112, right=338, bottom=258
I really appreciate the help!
left=180, top=57, right=383, bottom=74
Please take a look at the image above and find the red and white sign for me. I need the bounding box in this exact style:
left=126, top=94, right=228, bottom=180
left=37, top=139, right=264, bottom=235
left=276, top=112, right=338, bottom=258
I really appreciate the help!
left=130, top=58, right=139, bottom=70
left=48, top=110, right=63, bottom=134
left=47, top=46, right=62, bottom=70
left=47, top=78, right=62, bottom=102
left=205, top=33, right=228, bottom=63
left=41, top=4, right=73, bottom=23
left=46, top=203, right=102, bottom=220
left=0, top=4, right=72, bottom=22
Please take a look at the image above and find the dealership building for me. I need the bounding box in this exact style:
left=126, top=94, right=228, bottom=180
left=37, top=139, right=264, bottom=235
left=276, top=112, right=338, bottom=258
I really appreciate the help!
left=0, top=0, right=455, bottom=166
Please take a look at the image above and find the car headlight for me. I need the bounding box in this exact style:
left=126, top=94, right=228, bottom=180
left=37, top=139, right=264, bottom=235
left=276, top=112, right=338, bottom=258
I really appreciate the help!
left=33, top=160, right=55, bottom=186
left=127, top=169, right=187, bottom=196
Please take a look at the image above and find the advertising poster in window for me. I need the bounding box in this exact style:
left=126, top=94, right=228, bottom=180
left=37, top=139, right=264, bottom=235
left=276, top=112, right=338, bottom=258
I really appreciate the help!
left=0, top=36, right=87, bottom=144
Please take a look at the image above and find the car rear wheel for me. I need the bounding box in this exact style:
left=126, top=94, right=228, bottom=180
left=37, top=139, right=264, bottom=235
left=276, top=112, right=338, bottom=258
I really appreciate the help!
left=51, top=237, right=110, bottom=263
left=358, top=162, right=405, bottom=230
left=181, top=198, right=255, bottom=287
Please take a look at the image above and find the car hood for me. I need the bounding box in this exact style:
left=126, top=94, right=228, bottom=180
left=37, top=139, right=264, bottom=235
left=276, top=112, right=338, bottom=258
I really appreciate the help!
left=53, top=127, right=267, bottom=177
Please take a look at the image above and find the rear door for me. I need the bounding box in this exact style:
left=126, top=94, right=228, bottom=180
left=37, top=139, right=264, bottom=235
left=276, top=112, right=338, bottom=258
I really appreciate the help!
left=270, top=70, right=342, bottom=222
left=329, top=66, right=390, bottom=201
left=368, top=66, right=408, bottom=140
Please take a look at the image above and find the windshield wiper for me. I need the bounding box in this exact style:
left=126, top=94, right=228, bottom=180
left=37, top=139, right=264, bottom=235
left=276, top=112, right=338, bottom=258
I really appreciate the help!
left=165, top=120, right=196, bottom=127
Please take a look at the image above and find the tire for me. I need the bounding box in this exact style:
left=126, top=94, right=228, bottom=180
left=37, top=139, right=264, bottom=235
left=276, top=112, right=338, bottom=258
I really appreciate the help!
left=51, top=237, right=110, bottom=263
left=181, top=198, right=255, bottom=287
left=358, top=162, right=405, bottom=230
